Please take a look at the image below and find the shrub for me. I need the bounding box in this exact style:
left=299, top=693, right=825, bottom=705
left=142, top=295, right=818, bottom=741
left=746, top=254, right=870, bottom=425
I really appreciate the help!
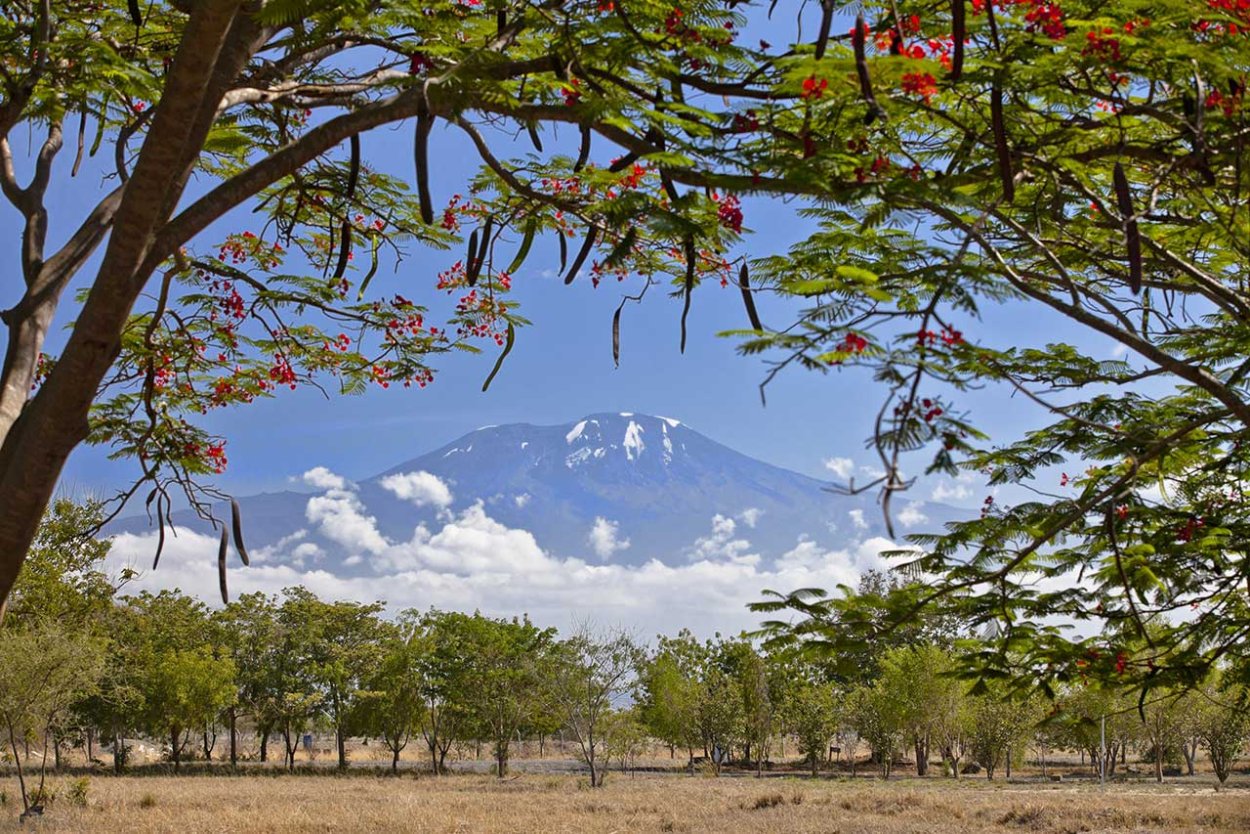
left=67, top=777, right=90, bottom=807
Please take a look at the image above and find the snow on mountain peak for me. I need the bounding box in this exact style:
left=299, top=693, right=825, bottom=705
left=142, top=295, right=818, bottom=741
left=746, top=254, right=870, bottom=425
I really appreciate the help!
left=566, top=420, right=589, bottom=444
left=623, top=420, right=646, bottom=461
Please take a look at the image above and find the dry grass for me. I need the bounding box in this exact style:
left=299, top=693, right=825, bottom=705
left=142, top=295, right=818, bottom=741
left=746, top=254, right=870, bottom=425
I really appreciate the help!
left=2, top=772, right=1248, bottom=833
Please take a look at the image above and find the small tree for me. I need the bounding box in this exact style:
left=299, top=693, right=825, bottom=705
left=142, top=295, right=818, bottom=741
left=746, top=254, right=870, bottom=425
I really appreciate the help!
left=0, top=620, right=104, bottom=816
left=552, top=627, right=641, bottom=788
left=637, top=649, right=701, bottom=763
left=966, top=686, right=1034, bottom=781
left=142, top=648, right=236, bottom=772
left=848, top=683, right=904, bottom=779
left=783, top=682, right=839, bottom=777
left=356, top=631, right=424, bottom=772
left=1197, top=685, right=1249, bottom=785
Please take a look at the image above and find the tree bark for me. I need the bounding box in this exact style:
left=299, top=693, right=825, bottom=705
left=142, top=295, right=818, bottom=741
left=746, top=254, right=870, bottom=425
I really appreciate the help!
left=229, top=709, right=237, bottom=766
left=337, top=726, right=347, bottom=769
left=171, top=728, right=181, bottom=773
left=0, top=0, right=258, bottom=606
left=259, top=726, right=269, bottom=763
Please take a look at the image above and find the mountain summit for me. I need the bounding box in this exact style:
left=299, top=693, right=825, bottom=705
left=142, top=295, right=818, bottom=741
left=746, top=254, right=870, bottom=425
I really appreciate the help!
left=114, top=413, right=963, bottom=574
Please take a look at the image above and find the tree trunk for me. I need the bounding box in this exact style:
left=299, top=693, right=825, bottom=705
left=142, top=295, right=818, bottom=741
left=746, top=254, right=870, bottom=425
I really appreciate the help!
left=171, top=728, right=181, bottom=773
left=337, top=726, right=347, bottom=769
left=259, top=726, right=269, bottom=763
left=915, top=736, right=928, bottom=777
left=52, top=733, right=61, bottom=772
left=229, top=709, right=237, bottom=767
left=114, top=728, right=125, bottom=774
left=1155, top=743, right=1164, bottom=783
left=0, top=0, right=264, bottom=610
left=86, top=726, right=95, bottom=763
left=392, top=746, right=401, bottom=773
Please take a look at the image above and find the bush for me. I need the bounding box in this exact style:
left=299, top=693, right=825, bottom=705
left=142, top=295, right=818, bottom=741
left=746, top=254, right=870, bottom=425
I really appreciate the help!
left=139, top=793, right=157, bottom=809
left=67, top=777, right=90, bottom=807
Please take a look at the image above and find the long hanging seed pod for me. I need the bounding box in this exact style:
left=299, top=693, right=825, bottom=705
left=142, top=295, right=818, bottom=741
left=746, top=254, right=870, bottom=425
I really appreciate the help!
left=680, top=236, right=696, bottom=353
left=507, top=216, right=537, bottom=275
left=356, top=233, right=381, bottom=300
left=332, top=133, right=362, bottom=281
left=660, top=171, right=680, bottom=202
left=990, top=78, right=1015, bottom=201
left=72, top=109, right=88, bottom=177
left=127, top=0, right=141, bottom=26
left=814, top=0, right=833, bottom=60
left=415, top=104, right=435, bottom=224
left=985, top=0, right=1001, bottom=50
left=950, top=0, right=966, bottom=81
left=574, top=126, right=591, bottom=172
left=464, top=229, right=481, bottom=285
left=612, top=302, right=623, bottom=367
left=217, top=525, right=230, bottom=605
left=563, top=227, right=598, bottom=284
left=481, top=322, right=516, bottom=391
left=737, top=262, right=763, bottom=331
left=231, top=498, right=250, bottom=566
left=1113, top=162, right=1142, bottom=294
left=853, top=15, right=882, bottom=125
left=557, top=231, right=568, bottom=273
left=608, top=152, right=638, bottom=173
left=152, top=499, right=166, bottom=570
left=526, top=122, right=543, bottom=153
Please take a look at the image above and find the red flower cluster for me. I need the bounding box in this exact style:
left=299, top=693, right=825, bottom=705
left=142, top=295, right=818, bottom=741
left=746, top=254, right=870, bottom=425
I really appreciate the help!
left=1083, top=28, right=1122, bottom=62
left=714, top=193, right=743, bottom=233
left=801, top=76, right=828, bottom=100
left=842, top=331, right=868, bottom=353
left=901, top=71, right=938, bottom=103
left=562, top=78, right=582, bottom=106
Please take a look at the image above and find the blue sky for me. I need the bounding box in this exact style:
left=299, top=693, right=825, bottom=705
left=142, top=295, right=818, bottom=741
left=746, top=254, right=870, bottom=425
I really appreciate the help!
left=7, top=6, right=1129, bottom=518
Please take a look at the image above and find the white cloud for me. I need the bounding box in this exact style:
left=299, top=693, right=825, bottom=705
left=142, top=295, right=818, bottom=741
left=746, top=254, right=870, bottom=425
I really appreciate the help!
left=304, top=472, right=389, bottom=555
left=898, top=504, right=929, bottom=528
left=109, top=482, right=915, bottom=638
left=303, top=466, right=346, bottom=491
left=823, top=457, right=855, bottom=479
left=379, top=470, right=453, bottom=509
left=931, top=479, right=973, bottom=502
left=588, top=517, right=631, bottom=560
left=739, top=507, right=764, bottom=528
left=514, top=493, right=531, bottom=509
left=848, top=509, right=869, bottom=531
left=689, top=515, right=758, bottom=565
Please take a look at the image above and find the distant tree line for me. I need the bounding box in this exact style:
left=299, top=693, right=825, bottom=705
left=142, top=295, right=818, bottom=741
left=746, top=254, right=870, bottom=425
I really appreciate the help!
left=1, top=501, right=1247, bottom=816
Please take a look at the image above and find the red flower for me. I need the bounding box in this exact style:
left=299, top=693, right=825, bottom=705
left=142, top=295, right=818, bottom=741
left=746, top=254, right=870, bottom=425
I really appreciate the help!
left=801, top=76, right=828, bottom=100
left=901, top=72, right=939, bottom=104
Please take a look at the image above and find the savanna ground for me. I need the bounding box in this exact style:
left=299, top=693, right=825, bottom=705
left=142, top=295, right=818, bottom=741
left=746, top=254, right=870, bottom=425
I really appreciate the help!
left=3, top=771, right=1249, bottom=834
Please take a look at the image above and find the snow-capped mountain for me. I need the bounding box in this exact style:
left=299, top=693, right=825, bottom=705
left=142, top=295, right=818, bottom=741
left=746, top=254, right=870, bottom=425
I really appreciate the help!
left=112, top=413, right=965, bottom=574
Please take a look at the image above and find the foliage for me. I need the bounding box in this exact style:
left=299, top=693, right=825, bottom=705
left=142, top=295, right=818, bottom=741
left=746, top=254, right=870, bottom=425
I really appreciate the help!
left=732, top=0, right=1250, bottom=698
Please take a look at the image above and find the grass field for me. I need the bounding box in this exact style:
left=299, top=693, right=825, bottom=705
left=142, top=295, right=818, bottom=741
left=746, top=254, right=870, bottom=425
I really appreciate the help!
left=3, top=772, right=1248, bottom=833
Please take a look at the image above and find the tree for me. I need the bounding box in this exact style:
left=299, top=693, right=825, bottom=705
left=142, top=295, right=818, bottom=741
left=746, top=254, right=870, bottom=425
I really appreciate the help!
left=216, top=591, right=282, bottom=765
left=696, top=666, right=742, bottom=775
left=457, top=613, right=556, bottom=778
left=356, top=628, right=424, bottom=773
left=141, top=647, right=236, bottom=772
left=638, top=631, right=705, bottom=763
left=0, top=620, right=105, bottom=815
left=734, top=0, right=1250, bottom=694
left=877, top=643, right=962, bottom=777
left=551, top=627, right=641, bottom=787
left=1196, top=681, right=1249, bottom=785
left=0, top=0, right=856, bottom=608
left=279, top=588, right=385, bottom=768
left=782, top=681, right=839, bottom=777
left=848, top=682, right=904, bottom=779
left=1140, top=691, right=1186, bottom=783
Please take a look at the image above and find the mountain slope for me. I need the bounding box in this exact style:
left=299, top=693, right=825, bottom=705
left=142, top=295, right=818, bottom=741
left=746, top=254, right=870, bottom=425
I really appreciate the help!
left=112, top=413, right=965, bottom=573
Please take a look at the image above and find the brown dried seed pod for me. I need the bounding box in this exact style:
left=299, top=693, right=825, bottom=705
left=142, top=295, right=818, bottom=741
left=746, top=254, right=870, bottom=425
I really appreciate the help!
left=217, top=525, right=229, bottom=605
left=854, top=15, right=882, bottom=125
left=415, top=107, right=435, bottom=224
left=612, top=303, right=623, bottom=367
left=951, top=0, right=966, bottom=81
left=738, top=263, right=763, bottom=331
left=332, top=134, right=362, bottom=281
left=558, top=231, right=568, bottom=273
left=465, top=229, right=481, bottom=286
left=661, top=171, right=679, bottom=202
left=990, top=80, right=1015, bottom=201
left=815, top=0, right=833, bottom=60
left=526, top=122, right=543, bottom=153
left=153, top=501, right=166, bottom=571
left=574, top=126, right=591, bottom=173
left=231, top=498, right=250, bottom=567
left=563, top=227, right=598, bottom=284
left=680, top=237, right=695, bottom=353
left=1114, top=162, right=1142, bottom=294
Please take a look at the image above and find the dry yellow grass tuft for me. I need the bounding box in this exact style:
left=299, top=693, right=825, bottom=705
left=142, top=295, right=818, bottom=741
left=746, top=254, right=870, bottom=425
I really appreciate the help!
left=1, top=772, right=1247, bottom=833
